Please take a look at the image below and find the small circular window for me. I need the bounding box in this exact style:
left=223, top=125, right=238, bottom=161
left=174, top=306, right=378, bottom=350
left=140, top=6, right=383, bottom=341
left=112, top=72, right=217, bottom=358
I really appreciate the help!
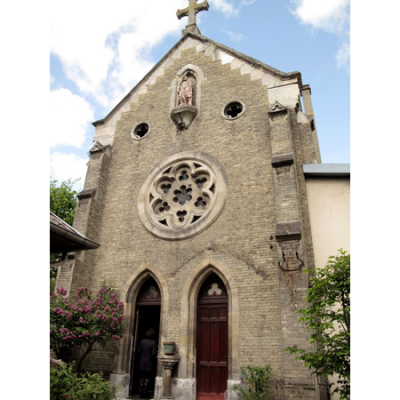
left=132, top=122, right=150, bottom=140
left=222, top=101, right=245, bottom=120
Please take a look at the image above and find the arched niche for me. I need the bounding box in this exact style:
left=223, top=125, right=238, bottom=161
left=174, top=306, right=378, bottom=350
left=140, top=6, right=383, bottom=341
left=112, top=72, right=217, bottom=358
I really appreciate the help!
left=169, top=64, right=206, bottom=130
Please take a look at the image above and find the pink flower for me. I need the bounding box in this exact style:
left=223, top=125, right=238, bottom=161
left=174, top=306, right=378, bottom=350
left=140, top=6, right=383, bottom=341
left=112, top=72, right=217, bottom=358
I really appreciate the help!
left=112, top=335, right=120, bottom=340
left=53, top=307, right=64, bottom=315
left=78, top=287, right=92, bottom=298
left=57, top=287, right=67, bottom=296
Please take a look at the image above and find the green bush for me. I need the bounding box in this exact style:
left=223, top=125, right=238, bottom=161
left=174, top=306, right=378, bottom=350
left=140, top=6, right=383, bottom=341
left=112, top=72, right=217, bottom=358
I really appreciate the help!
left=50, top=363, right=117, bottom=400
left=232, top=365, right=272, bottom=400
left=285, top=250, right=350, bottom=399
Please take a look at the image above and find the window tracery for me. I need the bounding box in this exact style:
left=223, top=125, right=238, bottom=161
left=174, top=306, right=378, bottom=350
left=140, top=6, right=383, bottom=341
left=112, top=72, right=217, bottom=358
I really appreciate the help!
left=150, top=161, right=214, bottom=228
left=137, top=152, right=227, bottom=240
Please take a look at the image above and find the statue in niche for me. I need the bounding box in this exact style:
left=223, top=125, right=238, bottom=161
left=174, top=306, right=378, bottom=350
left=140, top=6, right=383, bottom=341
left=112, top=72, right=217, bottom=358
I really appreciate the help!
left=177, top=74, right=195, bottom=106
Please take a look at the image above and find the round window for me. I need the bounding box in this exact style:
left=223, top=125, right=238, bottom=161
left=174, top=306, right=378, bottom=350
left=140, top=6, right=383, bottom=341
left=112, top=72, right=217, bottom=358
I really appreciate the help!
left=137, top=152, right=228, bottom=240
left=132, top=122, right=150, bottom=140
left=222, top=101, right=245, bottom=120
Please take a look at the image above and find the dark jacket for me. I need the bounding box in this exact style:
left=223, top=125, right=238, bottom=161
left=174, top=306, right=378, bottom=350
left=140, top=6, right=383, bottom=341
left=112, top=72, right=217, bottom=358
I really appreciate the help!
left=138, top=338, right=157, bottom=372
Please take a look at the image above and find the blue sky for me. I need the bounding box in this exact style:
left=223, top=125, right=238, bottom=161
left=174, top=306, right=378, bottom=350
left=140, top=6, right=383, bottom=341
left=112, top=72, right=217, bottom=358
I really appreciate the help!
left=50, top=0, right=350, bottom=191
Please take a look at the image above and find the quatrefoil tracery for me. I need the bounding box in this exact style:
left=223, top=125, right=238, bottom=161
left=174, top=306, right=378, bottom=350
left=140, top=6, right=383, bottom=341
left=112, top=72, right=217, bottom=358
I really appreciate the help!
left=149, top=161, right=216, bottom=229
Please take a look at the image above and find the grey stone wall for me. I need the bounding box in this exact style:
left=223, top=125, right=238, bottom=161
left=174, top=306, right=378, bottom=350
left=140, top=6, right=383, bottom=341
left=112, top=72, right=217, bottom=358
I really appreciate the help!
left=57, top=44, right=325, bottom=399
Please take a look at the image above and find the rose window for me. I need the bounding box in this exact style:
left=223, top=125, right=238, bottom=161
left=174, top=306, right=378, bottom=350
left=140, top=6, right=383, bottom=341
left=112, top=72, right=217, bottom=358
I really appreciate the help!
left=150, top=164, right=214, bottom=228
left=138, top=152, right=228, bottom=240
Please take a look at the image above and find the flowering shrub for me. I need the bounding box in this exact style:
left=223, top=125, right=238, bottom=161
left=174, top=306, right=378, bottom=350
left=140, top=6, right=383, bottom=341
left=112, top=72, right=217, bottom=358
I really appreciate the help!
left=50, top=283, right=125, bottom=372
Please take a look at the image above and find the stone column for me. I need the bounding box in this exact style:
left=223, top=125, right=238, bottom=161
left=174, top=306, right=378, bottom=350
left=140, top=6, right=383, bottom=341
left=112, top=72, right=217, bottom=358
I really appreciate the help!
left=56, top=141, right=112, bottom=297
left=300, top=84, right=314, bottom=117
left=300, top=84, right=321, bottom=162
left=268, top=101, right=317, bottom=397
left=158, top=355, right=180, bottom=399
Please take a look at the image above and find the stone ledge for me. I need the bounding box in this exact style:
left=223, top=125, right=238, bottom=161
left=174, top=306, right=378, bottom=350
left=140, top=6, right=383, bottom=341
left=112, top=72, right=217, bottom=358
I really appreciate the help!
left=271, top=152, right=294, bottom=167
left=77, top=187, right=96, bottom=200
left=275, top=221, right=301, bottom=241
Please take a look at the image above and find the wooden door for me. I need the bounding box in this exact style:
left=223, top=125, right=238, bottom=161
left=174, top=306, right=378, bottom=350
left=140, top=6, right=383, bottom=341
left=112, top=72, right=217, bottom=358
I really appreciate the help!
left=196, top=275, right=228, bottom=400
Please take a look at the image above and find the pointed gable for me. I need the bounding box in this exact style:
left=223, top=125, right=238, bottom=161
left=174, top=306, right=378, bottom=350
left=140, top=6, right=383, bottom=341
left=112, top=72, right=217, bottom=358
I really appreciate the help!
left=92, top=31, right=304, bottom=147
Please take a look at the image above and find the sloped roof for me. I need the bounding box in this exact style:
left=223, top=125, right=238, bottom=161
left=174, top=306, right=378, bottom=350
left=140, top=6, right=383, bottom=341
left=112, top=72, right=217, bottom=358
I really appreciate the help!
left=93, top=30, right=303, bottom=128
left=50, top=212, right=100, bottom=254
left=303, top=164, right=350, bottom=177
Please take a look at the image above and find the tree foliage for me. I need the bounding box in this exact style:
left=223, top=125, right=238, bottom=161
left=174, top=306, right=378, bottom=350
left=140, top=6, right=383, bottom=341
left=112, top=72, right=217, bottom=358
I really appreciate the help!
left=50, top=179, right=78, bottom=226
left=233, top=365, right=272, bottom=400
left=50, top=283, right=125, bottom=372
left=50, top=179, right=79, bottom=278
left=286, top=250, right=350, bottom=399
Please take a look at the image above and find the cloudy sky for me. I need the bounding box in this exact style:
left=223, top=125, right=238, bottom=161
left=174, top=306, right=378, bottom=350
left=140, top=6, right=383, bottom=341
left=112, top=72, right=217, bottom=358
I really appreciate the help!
left=49, top=0, right=350, bottom=190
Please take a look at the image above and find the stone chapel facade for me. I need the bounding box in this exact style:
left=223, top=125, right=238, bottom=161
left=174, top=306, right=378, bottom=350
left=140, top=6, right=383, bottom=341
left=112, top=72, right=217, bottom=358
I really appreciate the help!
left=56, top=10, right=330, bottom=400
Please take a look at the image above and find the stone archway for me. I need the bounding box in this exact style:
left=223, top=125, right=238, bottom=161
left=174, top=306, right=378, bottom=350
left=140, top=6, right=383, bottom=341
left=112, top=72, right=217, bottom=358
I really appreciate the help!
left=196, top=273, right=229, bottom=400
left=129, top=277, right=161, bottom=397
left=110, top=265, right=168, bottom=399
left=178, top=257, right=241, bottom=400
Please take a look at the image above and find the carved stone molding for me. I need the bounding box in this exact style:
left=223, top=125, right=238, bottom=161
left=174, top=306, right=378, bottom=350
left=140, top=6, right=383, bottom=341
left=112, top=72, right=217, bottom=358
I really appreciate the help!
left=170, top=105, right=198, bottom=130
left=90, top=141, right=111, bottom=154
left=268, top=100, right=288, bottom=119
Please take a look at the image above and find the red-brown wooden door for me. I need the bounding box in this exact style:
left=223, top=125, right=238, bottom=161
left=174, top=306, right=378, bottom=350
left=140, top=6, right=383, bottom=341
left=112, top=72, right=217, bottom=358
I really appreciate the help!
left=196, top=275, right=228, bottom=400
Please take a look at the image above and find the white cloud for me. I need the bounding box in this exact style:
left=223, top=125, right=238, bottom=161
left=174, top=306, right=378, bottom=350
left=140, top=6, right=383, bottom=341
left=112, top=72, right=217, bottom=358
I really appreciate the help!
left=336, top=31, right=351, bottom=73
left=50, top=152, right=88, bottom=189
left=50, top=1, right=188, bottom=107
left=289, top=0, right=349, bottom=33
left=221, top=29, right=246, bottom=43
left=212, top=0, right=239, bottom=16
left=289, top=0, right=350, bottom=69
left=50, top=1, right=257, bottom=108
left=50, top=88, right=94, bottom=148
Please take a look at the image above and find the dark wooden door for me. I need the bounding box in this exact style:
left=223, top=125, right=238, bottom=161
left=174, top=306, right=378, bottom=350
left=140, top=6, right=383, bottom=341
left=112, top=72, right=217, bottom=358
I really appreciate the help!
left=196, top=275, right=228, bottom=400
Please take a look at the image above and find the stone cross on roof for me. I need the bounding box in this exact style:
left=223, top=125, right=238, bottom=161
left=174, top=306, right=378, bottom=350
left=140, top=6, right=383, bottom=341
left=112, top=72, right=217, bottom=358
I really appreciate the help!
left=177, top=0, right=210, bottom=29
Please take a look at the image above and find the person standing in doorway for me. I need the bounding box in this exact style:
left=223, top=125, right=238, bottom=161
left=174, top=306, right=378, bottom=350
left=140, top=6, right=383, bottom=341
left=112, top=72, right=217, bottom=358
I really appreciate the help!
left=138, top=328, right=158, bottom=399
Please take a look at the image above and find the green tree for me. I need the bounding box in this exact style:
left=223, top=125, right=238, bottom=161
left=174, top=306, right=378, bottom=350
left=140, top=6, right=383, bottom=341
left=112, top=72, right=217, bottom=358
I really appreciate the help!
left=286, top=250, right=350, bottom=399
left=50, top=179, right=78, bottom=226
left=50, top=179, right=78, bottom=285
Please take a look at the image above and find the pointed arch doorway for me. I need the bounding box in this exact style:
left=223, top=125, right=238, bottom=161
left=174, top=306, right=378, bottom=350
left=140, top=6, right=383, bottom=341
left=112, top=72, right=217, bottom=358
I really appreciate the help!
left=129, top=277, right=161, bottom=398
left=196, top=273, right=228, bottom=400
